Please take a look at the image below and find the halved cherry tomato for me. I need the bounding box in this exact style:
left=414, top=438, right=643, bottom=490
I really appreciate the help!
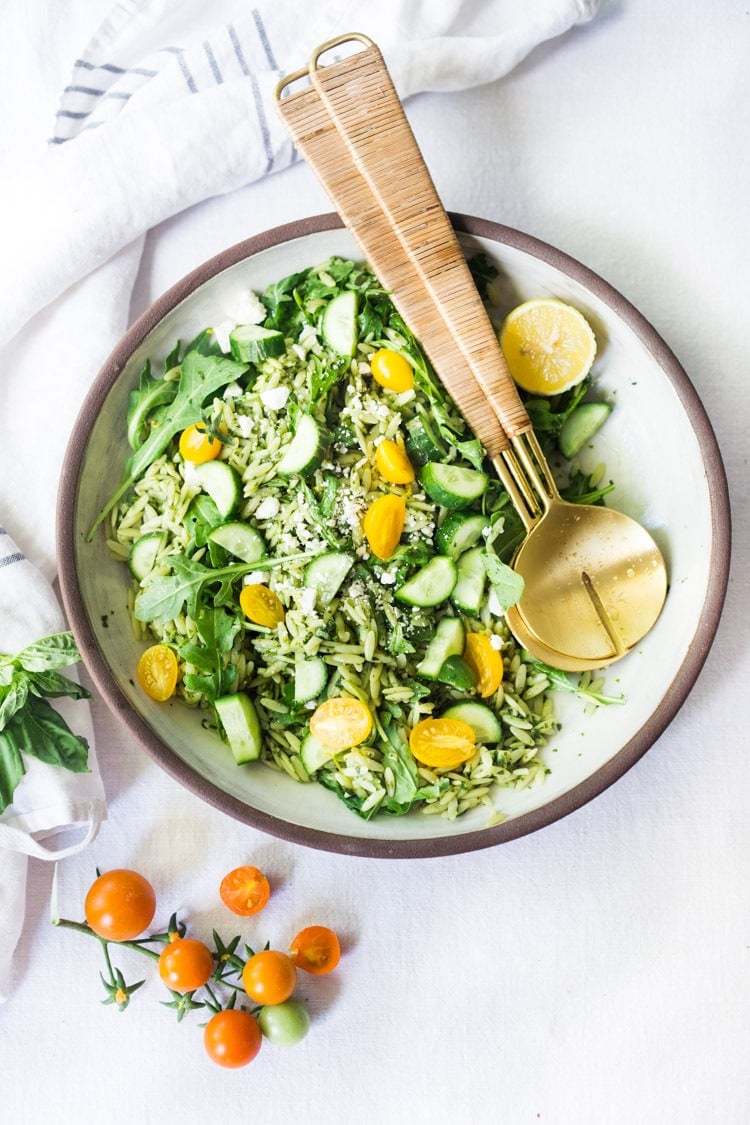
left=362, top=493, right=406, bottom=560
left=239, top=583, right=285, bottom=627
left=370, top=348, right=414, bottom=392
left=289, top=925, right=341, bottom=976
left=375, top=439, right=415, bottom=484
left=242, top=950, right=297, bottom=1005
left=309, top=696, right=373, bottom=751
left=136, top=644, right=178, bottom=702
left=178, top=423, right=222, bottom=464
left=158, top=936, right=215, bottom=993
left=84, top=869, right=156, bottom=942
left=204, top=1009, right=262, bottom=1068
left=463, top=632, right=503, bottom=698
left=219, top=865, right=271, bottom=917
left=409, top=716, right=476, bottom=770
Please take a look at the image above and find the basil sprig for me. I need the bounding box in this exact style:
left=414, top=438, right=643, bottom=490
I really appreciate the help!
left=0, top=632, right=91, bottom=814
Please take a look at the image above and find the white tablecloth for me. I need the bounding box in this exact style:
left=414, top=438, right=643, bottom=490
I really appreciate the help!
left=2, top=2, right=747, bottom=1122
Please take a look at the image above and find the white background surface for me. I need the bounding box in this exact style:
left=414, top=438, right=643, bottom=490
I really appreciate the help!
left=2, top=2, right=747, bottom=1123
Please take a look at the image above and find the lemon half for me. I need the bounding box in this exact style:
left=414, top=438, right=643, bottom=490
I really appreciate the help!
left=499, top=297, right=597, bottom=396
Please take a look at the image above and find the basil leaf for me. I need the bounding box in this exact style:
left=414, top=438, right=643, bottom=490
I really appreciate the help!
left=6, top=696, right=90, bottom=773
left=0, top=675, right=30, bottom=729
left=14, top=631, right=81, bottom=672
left=0, top=730, right=26, bottom=813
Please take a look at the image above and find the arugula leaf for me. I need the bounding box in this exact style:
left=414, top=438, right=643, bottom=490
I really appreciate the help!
left=89, top=349, right=248, bottom=537
left=467, top=251, right=499, bottom=301
left=482, top=551, right=525, bottom=610
left=522, top=654, right=625, bottom=707
left=177, top=606, right=241, bottom=702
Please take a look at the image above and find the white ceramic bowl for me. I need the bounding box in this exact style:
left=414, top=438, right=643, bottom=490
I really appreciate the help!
left=57, top=213, right=731, bottom=858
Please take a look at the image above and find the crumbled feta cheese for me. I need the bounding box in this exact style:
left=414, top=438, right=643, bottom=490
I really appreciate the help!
left=233, top=290, right=267, bottom=326
left=212, top=318, right=235, bottom=354
left=222, top=382, right=243, bottom=399
left=258, top=386, right=291, bottom=411
left=254, top=496, right=280, bottom=520
left=379, top=569, right=397, bottom=586
left=489, top=633, right=503, bottom=650
left=182, top=461, right=201, bottom=488
left=243, top=572, right=269, bottom=586
left=298, top=588, right=317, bottom=614
left=236, top=415, right=254, bottom=438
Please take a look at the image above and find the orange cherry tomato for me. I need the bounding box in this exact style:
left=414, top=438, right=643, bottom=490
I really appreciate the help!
left=375, top=439, right=415, bottom=484
left=463, top=632, right=503, bottom=698
left=242, top=950, right=297, bottom=1005
left=136, top=644, right=178, bottom=702
left=362, top=493, right=406, bottom=560
left=158, top=936, right=215, bottom=993
left=239, top=583, right=285, bottom=627
left=204, top=1009, right=262, bottom=1068
left=84, top=869, right=156, bottom=942
left=178, top=422, right=222, bottom=464
left=370, top=348, right=414, bottom=392
left=289, top=925, right=341, bottom=976
left=309, top=696, right=373, bottom=751
left=409, top=716, right=476, bottom=770
left=219, top=865, right=271, bottom=917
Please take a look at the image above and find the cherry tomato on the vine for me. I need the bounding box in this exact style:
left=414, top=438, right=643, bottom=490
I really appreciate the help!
left=204, top=1009, right=262, bottom=1068
left=289, top=925, right=341, bottom=976
left=242, top=949, right=297, bottom=1005
left=84, top=869, right=156, bottom=942
left=136, top=643, right=178, bottom=702
left=258, top=999, right=310, bottom=1046
left=219, top=865, right=271, bottom=917
left=158, top=936, right=214, bottom=993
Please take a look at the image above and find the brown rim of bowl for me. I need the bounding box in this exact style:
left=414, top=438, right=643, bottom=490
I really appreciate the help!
left=56, top=212, right=732, bottom=859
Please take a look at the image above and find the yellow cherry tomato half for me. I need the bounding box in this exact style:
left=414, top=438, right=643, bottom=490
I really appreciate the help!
left=309, top=696, right=373, bottom=751
left=362, top=493, right=406, bottom=560
left=375, top=439, right=415, bottom=485
left=178, top=422, right=223, bottom=464
left=409, top=717, right=476, bottom=770
left=136, top=644, right=178, bottom=702
left=370, top=348, right=414, bottom=393
left=463, top=632, right=503, bottom=698
left=239, top=583, right=285, bottom=627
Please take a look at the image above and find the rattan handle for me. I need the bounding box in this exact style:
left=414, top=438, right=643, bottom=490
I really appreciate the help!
left=307, top=37, right=532, bottom=442
left=275, top=41, right=521, bottom=456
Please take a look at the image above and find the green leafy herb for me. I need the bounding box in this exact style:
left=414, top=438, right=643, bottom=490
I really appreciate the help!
left=482, top=551, right=525, bottom=611
left=523, top=653, right=625, bottom=706
left=0, top=632, right=90, bottom=814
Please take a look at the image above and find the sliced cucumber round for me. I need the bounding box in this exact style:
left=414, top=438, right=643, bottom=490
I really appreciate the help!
left=322, top=290, right=359, bottom=356
left=194, top=460, right=242, bottom=518
left=128, top=532, right=165, bottom=580
left=416, top=615, right=465, bottom=679
left=395, top=555, right=457, bottom=608
left=450, top=547, right=488, bottom=616
left=436, top=512, right=488, bottom=559
left=419, top=462, right=489, bottom=509
left=442, top=701, right=502, bottom=744
left=405, top=413, right=447, bottom=466
left=300, top=730, right=337, bottom=774
left=294, top=656, right=328, bottom=704
left=303, top=552, right=354, bottom=606
left=276, top=413, right=327, bottom=477
left=207, top=521, right=266, bottom=563
left=229, top=324, right=286, bottom=364
left=558, top=401, right=612, bottom=459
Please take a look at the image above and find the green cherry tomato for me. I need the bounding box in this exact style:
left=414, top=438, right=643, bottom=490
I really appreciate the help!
left=258, top=998, right=311, bottom=1046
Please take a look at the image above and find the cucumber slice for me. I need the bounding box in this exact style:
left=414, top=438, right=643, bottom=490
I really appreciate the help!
left=395, top=555, right=457, bottom=608
left=558, top=401, right=612, bottom=459
left=300, top=730, right=337, bottom=774
left=436, top=512, right=488, bottom=559
left=304, top=552, right=354, bottom=606
left=442, top=701, right=502, bottom=744
left=321, top=290, right=359, bottom=356
left=229, top=324, right=286, bottom=363
left=419, top=462, right=489, bottom=509
left=193, top=460, right=242, bottom=518
left=214, top=693, right=263, bottom=764
left=207, top=521, right=266, bottom=563
left=416, top=615, right=466, bottom=679
left=436, top=654, right=477, bottom=691
left=276, top=414, right=327, bottom=477
left=294, top=656, right=328, bottom=704
left=128, top=532, right=164, bottom=580
left=450, top=547, right=488, bottom=615
left=405, top=413, right=448, bottom=466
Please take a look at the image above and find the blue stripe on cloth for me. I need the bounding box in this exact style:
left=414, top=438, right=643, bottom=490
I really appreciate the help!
left=252, top=9, right=278, bottom=69
left=74, top=58, right=126, bottom=75
left=249, top=73, right=274, bottom=174
left=228, top=24, right=250, bottom=75
left=204, top=41, right=223, bottom=84
left=0, top=552, right=24, bottom=569
left=176, top=50, right=197, bottom=93
left=64, top=84, right=107, bottom=96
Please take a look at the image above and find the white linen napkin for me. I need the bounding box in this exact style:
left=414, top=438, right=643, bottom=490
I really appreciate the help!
left=0, top=0, right=599, bottom=1001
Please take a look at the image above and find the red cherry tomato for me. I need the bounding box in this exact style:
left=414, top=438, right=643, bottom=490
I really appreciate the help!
left=219, top=865, right=271, bottom=917
left=204, top=1009, right=262, bottom=1068
left=289, top=925, right=341, bottom=975
left=158, top=937, right=214, bottom=993
left=84, top=869, right=156, bottom=942
left=242, top=950, right=297, bottom=1005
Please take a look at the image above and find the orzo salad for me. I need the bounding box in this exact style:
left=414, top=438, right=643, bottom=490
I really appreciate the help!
left=97, top=255, right=615, bottom=821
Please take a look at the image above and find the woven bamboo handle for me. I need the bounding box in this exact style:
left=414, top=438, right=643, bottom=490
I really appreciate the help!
left=275, top=43, right=518, bottom=456
left=307, top=37, right=532, bottom=442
